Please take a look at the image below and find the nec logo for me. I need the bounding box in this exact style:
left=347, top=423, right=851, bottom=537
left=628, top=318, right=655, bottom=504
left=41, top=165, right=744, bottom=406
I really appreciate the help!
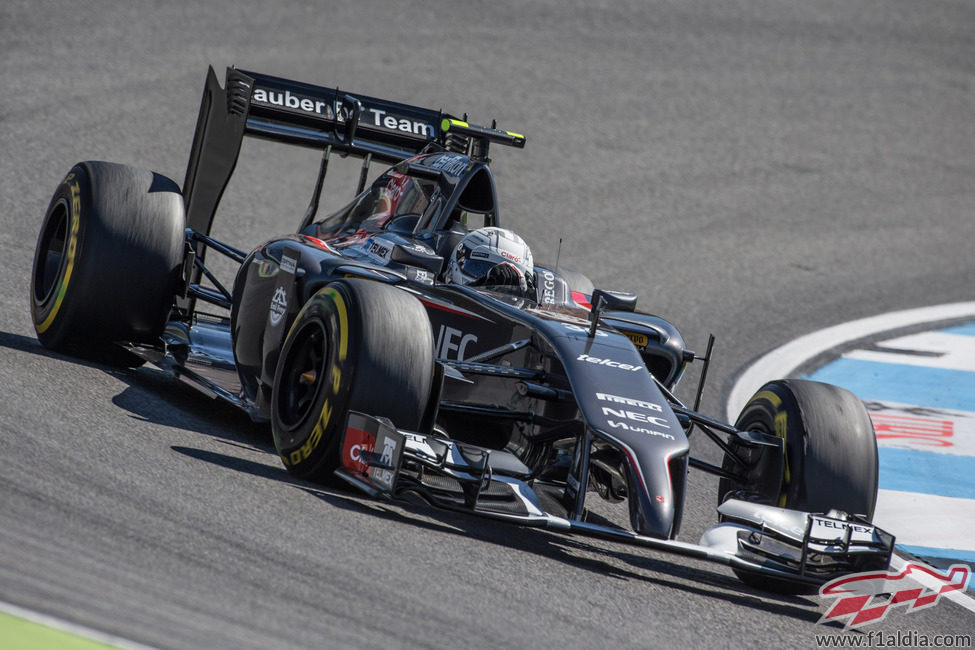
left=435, top=325, right=477, bottom=361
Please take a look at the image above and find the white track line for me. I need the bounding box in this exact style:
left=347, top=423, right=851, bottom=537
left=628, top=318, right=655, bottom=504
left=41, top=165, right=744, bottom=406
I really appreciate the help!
left=0, top=599, right=156, bottom=650
left=726, top=300, right=975, bottom=615
left=726, top=301, right=975, bottom=422
left=888, top=555, right=975, bottom=615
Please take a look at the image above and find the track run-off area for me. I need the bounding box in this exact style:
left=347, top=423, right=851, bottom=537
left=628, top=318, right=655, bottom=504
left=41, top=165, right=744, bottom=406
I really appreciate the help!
left=729, top=301, right=975, bottom=603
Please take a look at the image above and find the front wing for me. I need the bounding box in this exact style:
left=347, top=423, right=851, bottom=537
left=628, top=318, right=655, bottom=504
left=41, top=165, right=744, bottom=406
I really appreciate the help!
left=335, top=412, right=895, bottom=588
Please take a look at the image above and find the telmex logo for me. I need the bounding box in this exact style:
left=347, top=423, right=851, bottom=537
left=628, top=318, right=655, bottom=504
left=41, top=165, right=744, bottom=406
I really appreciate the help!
left=251, top=87, right=434, bottom=137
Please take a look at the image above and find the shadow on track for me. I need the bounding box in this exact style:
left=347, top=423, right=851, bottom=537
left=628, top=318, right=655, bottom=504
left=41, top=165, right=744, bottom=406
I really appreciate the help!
left=172, top=443, right=824, bottom=625
left=0, top=329, right=271, bottom=446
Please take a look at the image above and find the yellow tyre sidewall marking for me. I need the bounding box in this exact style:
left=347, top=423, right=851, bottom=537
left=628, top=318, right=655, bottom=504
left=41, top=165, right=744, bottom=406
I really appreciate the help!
left=36, top=175, right=81, bottom=334
left=283, top=286, right=350, bottom=467
left=753, top=389, right=790, bottom=507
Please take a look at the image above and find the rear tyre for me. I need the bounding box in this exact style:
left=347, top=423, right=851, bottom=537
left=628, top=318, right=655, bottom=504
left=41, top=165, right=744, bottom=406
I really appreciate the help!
left=271, top=279, right=435, bottom=483
left=720, top=379, right=878, bottom=592
left=30, top=162, right=185, bottom=365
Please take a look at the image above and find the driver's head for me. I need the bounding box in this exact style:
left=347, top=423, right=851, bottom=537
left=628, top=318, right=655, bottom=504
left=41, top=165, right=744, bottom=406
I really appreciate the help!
left=445, top=227, right=535, bottom=296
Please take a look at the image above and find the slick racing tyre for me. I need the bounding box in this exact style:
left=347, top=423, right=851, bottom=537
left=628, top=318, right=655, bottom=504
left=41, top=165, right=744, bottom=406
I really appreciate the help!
left=719, top=379, right=878, bottom=592
left=271, top=279, right=435, bottom=483
left=30, top=161, right=185, bottom=365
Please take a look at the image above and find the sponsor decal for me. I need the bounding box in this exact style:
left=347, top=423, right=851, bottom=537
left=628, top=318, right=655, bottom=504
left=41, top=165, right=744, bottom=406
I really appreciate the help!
left=500, top=250, right=521, bottom=263
left=280, top=254, right=297, bottom=274
left=601, top=407, right=671, bottom=429
left=577, top=353, right=642, bottom=372
left=366, top=239, right=392, bottom=263
left=818, top=563, right=971, bottom=629
left=541, top=270, right=557, bottom=305
left=342, top=427, right=375, bottom=475
left=811, top=516, right=874, bottom=535
left=251, top=87, right=435, bottom=137
left=435, top=325, right=478, bottom=361
left=373, top=436, right=397, bottom=486
left=622, top=331, right=649, bottom=347
left=596, top=392, right=663, bottom=413
left=369, top=429, right=403, bottom=492
left=426, top=154, right=470, bottom=176
left=411, top=268, right=433, bottom=284
left=269, top=287, right=287, bottom=326
left=606, top=420, right=676, bottom=440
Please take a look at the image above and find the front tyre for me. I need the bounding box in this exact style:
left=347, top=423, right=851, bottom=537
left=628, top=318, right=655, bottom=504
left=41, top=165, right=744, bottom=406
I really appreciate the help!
left=30, top=162, right=185, bottom=363
left=271, top=279, right=435, bottom=483
left=720, top=379, right=878, bottom=592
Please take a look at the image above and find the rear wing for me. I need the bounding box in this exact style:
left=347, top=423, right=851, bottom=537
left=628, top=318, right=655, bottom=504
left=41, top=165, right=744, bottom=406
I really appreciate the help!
left=182, top=66, right=525, bottom=240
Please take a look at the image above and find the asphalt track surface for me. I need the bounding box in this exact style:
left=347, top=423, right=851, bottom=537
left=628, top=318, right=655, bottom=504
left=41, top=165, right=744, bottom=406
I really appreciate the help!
left=2, top=1, right=975, bottom=647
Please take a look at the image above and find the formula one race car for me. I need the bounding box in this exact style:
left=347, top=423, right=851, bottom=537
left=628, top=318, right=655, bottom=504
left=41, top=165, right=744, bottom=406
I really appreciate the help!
left=30, top=66, right=894, bottom=592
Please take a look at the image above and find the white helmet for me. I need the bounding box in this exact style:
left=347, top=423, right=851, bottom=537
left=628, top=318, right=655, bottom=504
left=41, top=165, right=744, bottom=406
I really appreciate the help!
left=445, top=227, right=535, bottom=295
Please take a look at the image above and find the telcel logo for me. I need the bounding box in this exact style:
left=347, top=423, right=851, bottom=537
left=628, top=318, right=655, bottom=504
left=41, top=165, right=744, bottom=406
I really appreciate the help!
left=577, top=354, right=642, bottom=372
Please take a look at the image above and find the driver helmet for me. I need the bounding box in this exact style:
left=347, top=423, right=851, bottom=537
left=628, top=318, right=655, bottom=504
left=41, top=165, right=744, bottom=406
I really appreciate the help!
left=445, top=227, right=536, bottom=295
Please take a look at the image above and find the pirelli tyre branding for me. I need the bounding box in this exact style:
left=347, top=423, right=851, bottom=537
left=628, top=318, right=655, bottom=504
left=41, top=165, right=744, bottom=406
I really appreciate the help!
left=34, top=173, right=81, bottom=334
left=251, top=86, right=435, bottom=138
left=280, top=286, right=350, bottom=469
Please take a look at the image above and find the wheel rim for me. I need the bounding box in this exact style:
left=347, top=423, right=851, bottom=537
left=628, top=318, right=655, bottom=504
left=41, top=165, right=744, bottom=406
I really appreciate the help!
left=276, top=319, right=329, bottom=430
left=34, top=199, right=69, bottom=306
left=738, top=410, right=790, bottom=507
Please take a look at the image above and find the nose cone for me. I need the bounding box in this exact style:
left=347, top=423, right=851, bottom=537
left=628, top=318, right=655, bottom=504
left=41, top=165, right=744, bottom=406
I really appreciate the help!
left=621, top=442, right=688, bottom=539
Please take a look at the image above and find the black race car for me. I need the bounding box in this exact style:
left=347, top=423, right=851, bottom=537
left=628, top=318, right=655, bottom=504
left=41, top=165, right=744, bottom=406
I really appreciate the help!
left=30, top=66, right=894, bottom=591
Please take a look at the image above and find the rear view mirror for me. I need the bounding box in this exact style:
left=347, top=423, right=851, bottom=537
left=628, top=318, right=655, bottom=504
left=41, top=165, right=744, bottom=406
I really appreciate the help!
left=590, top=289, right=637, bottom=313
